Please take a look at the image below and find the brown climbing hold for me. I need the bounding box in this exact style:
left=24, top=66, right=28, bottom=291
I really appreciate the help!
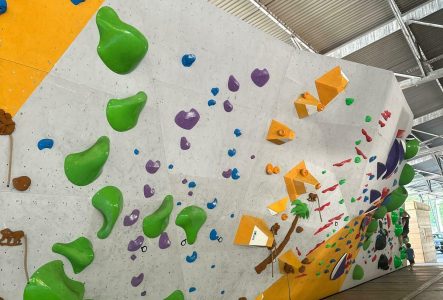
left=283, top=263, right=294, bottom=274
left=12, top=176, right=31, bottom=191
left=307, top=193, right=318, bottom=202
left=301, top=257, right=311, bottom=264
left=270, top=223, right=280, bottom=235
left=0, top=109, right=15, bottom=135
left=0, top=228, right=24, bottom=246
left=298, top=265, right=306, bottom=273
left=239, top=298, right=247, bottom=300
left=296, top=226, right=304, bottom=233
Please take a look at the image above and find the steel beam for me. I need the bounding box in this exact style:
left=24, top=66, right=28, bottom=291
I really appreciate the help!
left=407, top=20, right=443, bottom=29
left=413, top=107, right=443, bottom=126
left=247, top=0, right=316, bottom=52
left=326, top=0, right=443, bottom=58
left=401, top=68, right=443, bottom=88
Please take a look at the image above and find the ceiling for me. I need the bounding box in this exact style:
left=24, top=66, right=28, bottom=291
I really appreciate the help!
left=209, top=0, right=443, bottom=199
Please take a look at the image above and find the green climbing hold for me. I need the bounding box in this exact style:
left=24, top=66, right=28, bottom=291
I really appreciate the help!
left=175, top=205, right=207, bottom=245
left=362, top=237, right=372, bottom=250
left=394, top=223, right=403, bottom=237
left=394, top=255, right=402, bottom=268
left=164, top=290, right=185, bottom=300
left=344, top=216, right=349, bottom=221
left=106, top=91, right=147, bottom=132
left=339, top=179, right=346, bottom=185
left=96, top=6, right=148, bottom=74
left=339, top=199, right=344, bottom=204
left=373, top=206, right=387, bottom=219
left=355, top=140, right=361, bottom=145
left=399, top=207, right=405, bottom=217
left=23, top=260, right=84, bottom=300
left=352, top=264, right=364, bottom=280
left=391, top=211, right=399, bottom=224
left=345, top=98, right=354, bottom=106
left=64, top=136, right=110, bottom=186
left=52, top=237, right=94, bottom=274
left=366, top=219, right=378, bottom=234
left=322, top=170, right=327, bottom=174
left=354, top=156, right=361, bottom=163
left=404, top=139, right=420, bottom=159
left=365, top=115, right=372, bottom=122
left=399, top=163, right=415, bottom=186
left=142, top=195, right=173, bottom=238
left=400, top=247, right=407, bottom=259
left=92, top=186, right=123, bottom=239
left=350, top=197, right=356, bottom=203
left=382, top=186, right=408, bottom=212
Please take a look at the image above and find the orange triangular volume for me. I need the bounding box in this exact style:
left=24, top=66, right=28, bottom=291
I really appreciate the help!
left=278, top=250, right=302, bottom=274
left=294, top=92, right=323, bottom=119
left=266, top=119, right=295, bottom=145
left=234, top=215, right=274, bottom=247
left=267, top=197, right=289, bottom=215
left=284, top=161, right=321, bottom=201
left=315, top=66, right=349, bottom=106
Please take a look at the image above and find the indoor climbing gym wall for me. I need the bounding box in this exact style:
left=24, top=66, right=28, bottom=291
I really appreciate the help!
left=0, top=0, right=420, bottom=299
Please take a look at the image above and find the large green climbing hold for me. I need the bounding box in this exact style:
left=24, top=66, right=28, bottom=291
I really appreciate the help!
left=404, top=139, right=420, bottom=159
left=23, top=260, right=84, bottom=300
left=366, top=219, right=378, bottom=235
left=382, top=186, right=408, bottom=212
left=394, top=255, right=403, bottom=268
left=373, top=206, right=387, bottom=220
left=106, top=91, right=147, bottom=132
left=391, top=211, right=399, bottom=224
left=399, top=163, right=415, bottom=186
left=394, top=223, right=403, bottom=237
left=96, top=6, right=148, bottom=74
left=362, top=237, right=372, bottom=250
left=64, top=136, right=110, bottom=186
left=92, top=186, right=123, bottom=239
left=175, top=205, right=207, bottom=245
left=352, top=264, right=364, bottom=280
left=164, top=290, right=185, bottom=300
left=52, top=237, right=94, bottom=274
left=142, top=195, right=173, bottom=238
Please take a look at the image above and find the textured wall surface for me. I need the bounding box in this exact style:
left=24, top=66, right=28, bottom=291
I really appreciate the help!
left=0, top=0, right=413, bottom=299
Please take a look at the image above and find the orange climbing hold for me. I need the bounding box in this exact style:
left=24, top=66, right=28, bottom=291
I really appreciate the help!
left=278, top=250, right=302, bottom=275
left=265, top=163, right=280, bottom=175
left=266, top=119, right=295, bottom=145
left=294, top=92, right=323, bottom=119
left=267, top=197, right=289, bottom=215
left=284, top=161, right=321, bottom=201
left=281, top=213, right=288, bottom=221
left=315, top=66, right=349, bottom=106
left=234, top=215, right=275, bottom=247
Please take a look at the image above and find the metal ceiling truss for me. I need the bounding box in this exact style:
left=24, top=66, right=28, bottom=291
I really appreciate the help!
left=413, top=107, right=443, bottom=126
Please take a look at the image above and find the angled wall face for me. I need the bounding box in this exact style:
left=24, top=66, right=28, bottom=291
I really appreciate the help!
left=0, top=0, right=413, bottom=299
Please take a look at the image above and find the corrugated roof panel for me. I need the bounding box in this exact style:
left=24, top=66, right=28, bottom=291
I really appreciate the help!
left=410, top=10, right=443, bottom=61
left=395, top=0, right=430, bottom=13
left=403, top=81, right=443, bottom=118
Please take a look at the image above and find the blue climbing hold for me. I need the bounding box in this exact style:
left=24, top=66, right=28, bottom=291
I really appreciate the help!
left=177, top=201, right=182, bottom=206
left=168, top=164, right=174, bottom=169
left=211, top=87, right=219, bottom=96
left=188, top=181, right=196, bottom=188
left=189, top=287, right=196, bottom=293
left=0, top=0, right=7, bottom=14
left=207, top=198, right=217, bottom=209
left=134, top=149, right=139, bottom=155
left=37, top=139, right=54, bottom=150
left=227, top=149, right=236, bottom=157
left=211, top=264, right=215, bottom=268
left=369, top=156, right=377, bottom=162
left=231, top=168, right=240, bottom=180
left=71, top=0, right=85, bottom=5
left=230, top=213, right=234, bottom=218
left=182, top=54, right=196, bottom=67
left=209, top=229, right=219, bottom=241
left=234, top=129, right=242, bottom=137
left=186, top=251, right=198, bottom=263
left=208, top=99, right=216, bottom=106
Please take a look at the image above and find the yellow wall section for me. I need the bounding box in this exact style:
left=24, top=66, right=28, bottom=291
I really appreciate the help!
left=0, top=0, right=104, bottom=116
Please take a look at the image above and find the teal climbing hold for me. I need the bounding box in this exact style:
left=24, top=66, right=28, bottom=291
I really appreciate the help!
left=143, top=195, right=173, bottom=238
left=96, top=6, right=148, bottom=74
left=164, top=290, right=185, bottom=300
left=64, top=136, right=110, bottom=186
left=92, top=186, right=123, bottom=239
left=106, top=91, right=147, bottom=132
left=52, top=237, right=94, bottom=274
left=175, top=205, right=207, bottom=245
left=23, top=260, right=84, bottom=300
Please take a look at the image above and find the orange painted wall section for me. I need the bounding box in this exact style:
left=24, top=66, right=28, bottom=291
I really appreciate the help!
left=0, top=0, right=104, bottom=116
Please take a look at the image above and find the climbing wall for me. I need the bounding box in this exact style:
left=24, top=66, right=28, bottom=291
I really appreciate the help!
left=0, top=0, right=419, bottom=299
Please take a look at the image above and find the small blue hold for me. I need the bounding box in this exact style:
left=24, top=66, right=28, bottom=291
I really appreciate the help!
left=393, top=179, right=398, bottom=187
left=207, top=198, right=217, bottom=209
left=209, top=229, right=219, bottom=241
left=369, top=175, right=375, bottom=180
left=227, top=149, right=236, bottom=157
left=188, top=181, right=196, bottom=188
left=231, top=168, right=240, bottom=180
left=211, top=87, right=219, bottom=96
left=230, top=213, right=234, bottom=218
left=37, top=139, right=54, bottom=150
left=234, top=128, right=242, bottom=137
left=369, top=156, right=377, bottom=162
left=182, top=54, right=196, bottom=67
left=0, top=0, right=7, bottom=14
left=177, top=201, right=182, bottom=206
left=211, top=264, right=215, bottom=269
left=358, top=209, right=364, bottom=215
left=71, top=0, right=85, bottom=5
left=362, top=188, right=368, bottom=193
left=168, top=164, right=174, bottom=169
left=221, top=291, right=225, bottom=295
left=208, top=99, right=216, bottom=106
left=186, top=251, right=198, bottom=263
left=189, top=287, right=197, bottom=293
left=364, top=196, right=369, bottom=202
left=134, top=149, right=139, bottom=155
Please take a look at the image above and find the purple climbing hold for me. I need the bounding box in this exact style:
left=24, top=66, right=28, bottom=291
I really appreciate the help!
left=182, top=179, right=188, bottom=184
left=180, top=137, right=191, bottom=150
left=130, top=254, right=137, bottom=260
left=383, top=140, right=400, bottom=179
left=228, top=75, right=240, bottom=92
left=222, top=169, right=232, bottom=178
left=131, top=273, right=144, bottom=287
left=159, top=232, right=171, bottom=249
left=128, top=236, right=144, bottom=252
left=141, top=291, right=147, bottom=296
left=144, top=184, right=155, bottom=198
left=175, top=108, right=200, bottom=130
left=124, top=209, right=140, bottom=226
left=377, top=162, right=386, bottom=179
left=370, top=190, right=381, bottom=203
left=145, top=160, right=161, bottom=174
left=251, top=68, right=270, bottom=87
left=223, top=100, right=233, bottom=112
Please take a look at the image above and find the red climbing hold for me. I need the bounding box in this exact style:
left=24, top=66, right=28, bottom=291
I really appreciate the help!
left=314, top=202, right=331, bottom=212
left=355, top=147, right=367, bottom=159
left=378, top=120, right=385, bottom=127
left=333, top=158, right=352, bottom=167
left=361, top=129, right=372, bottom=142
left=322, top=184, right=339, bottom=194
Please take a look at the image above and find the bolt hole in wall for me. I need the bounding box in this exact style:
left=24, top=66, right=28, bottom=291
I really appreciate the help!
left=0, top=0, right=418, bottom=299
